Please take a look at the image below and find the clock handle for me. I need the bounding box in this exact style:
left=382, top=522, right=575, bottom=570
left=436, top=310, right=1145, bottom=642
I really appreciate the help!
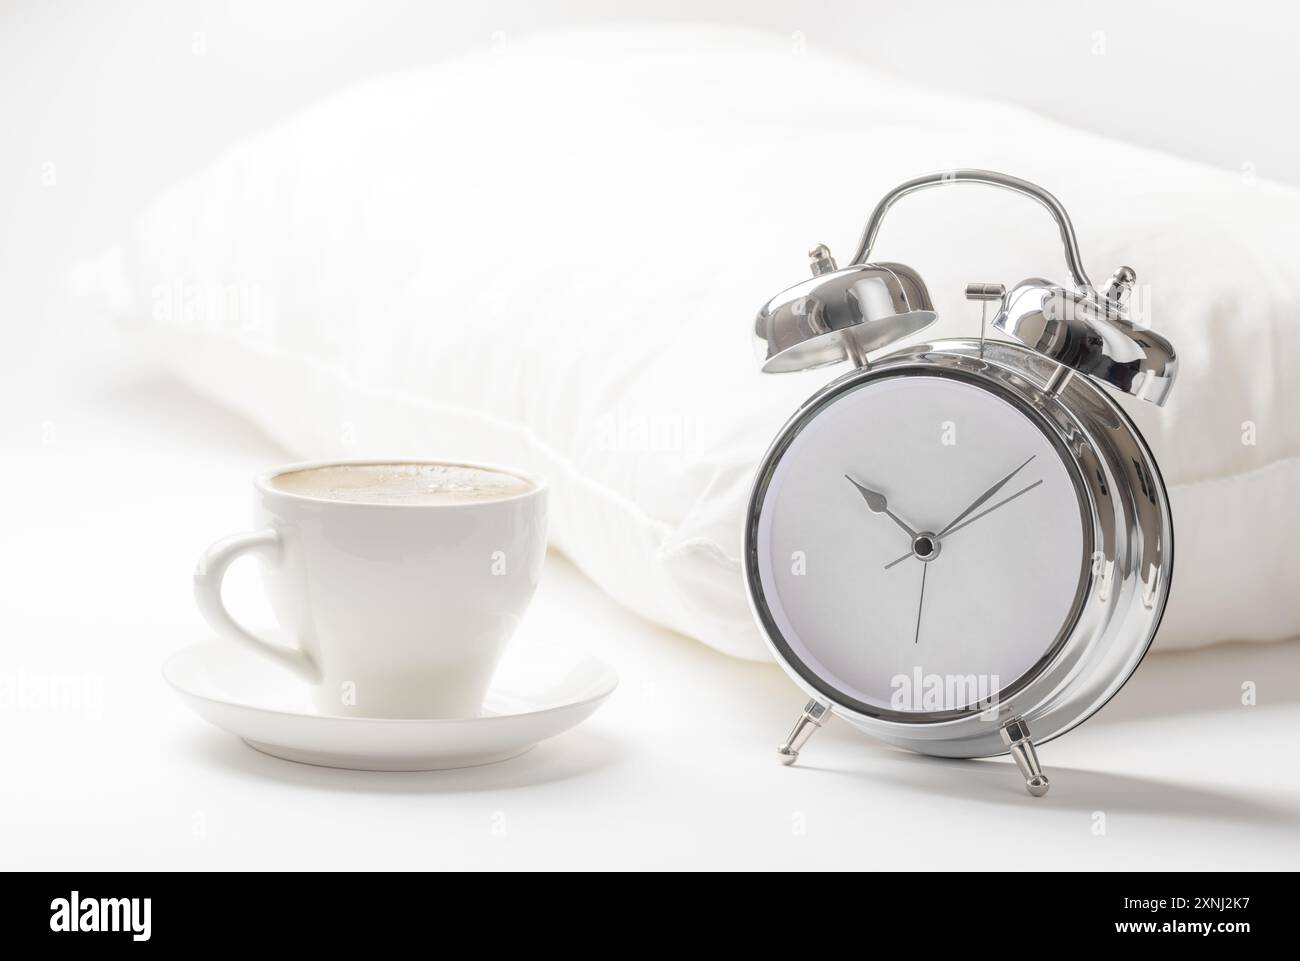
left=849, top=169, right=1096, bottom=297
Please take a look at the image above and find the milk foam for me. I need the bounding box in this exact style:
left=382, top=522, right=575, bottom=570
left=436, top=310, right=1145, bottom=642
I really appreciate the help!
left=270, top=463, right=533, bottom=505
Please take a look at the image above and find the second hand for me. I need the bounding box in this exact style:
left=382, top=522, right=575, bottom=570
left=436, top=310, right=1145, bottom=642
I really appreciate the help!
left=914, top=563, right=927, bottom=645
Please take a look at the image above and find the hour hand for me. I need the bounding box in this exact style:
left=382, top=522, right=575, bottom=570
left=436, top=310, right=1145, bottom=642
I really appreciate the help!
left=844, top=475, right=918, bottom=540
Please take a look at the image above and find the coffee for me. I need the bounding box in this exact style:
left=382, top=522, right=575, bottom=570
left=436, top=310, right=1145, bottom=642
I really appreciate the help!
left=270, top=463, right=533, bottom=506
left=197, top=458, right=548, bottom=718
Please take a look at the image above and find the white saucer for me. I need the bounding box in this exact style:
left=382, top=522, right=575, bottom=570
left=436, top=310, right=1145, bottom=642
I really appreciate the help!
left=164, top=638, right=618, bottom=771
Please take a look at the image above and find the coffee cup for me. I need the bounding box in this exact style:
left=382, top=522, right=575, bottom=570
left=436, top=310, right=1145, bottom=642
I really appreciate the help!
left=193, top=460, right=547, bottom=719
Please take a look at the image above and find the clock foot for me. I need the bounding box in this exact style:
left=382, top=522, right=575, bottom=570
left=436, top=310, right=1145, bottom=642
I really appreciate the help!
left=1000, top=717, right=1050, bottom=797
left=777, top=699, right=831, bottom=766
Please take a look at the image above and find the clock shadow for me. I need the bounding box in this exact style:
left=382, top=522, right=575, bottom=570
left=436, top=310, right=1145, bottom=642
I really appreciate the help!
left=1087, top=639, right=1300, bottom=725
left=790, top=638, right=1300, bottom=827
left=799, top=750, right=1298, bottom=827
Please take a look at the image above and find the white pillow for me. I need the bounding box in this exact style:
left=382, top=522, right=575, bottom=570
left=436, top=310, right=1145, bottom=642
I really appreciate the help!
left=99, top=25, right=1300, bottom=657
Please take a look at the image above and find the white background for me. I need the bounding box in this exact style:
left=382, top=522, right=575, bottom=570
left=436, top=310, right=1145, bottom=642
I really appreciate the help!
left=6, top=0, right=1297, bottom=364
left=3, top=1, right=1299, bottom=870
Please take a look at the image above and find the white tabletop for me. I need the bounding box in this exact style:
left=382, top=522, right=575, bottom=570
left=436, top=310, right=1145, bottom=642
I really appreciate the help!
left=4, top=342, right=1299, bottom=870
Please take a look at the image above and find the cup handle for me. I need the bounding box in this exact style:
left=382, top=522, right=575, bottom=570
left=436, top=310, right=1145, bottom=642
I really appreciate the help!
left=193, top=529, right=319, bottom=682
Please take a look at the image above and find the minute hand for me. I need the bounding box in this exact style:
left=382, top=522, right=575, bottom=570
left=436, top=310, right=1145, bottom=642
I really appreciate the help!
left=935, top=455, right=1036, bottom=537
left=940, top=480, right=1043, bottom=538
left=882, top=479, right=1043, bottom=570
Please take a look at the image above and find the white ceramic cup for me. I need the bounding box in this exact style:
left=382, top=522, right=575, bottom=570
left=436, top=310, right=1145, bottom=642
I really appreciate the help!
left=193, top=459, right=548, bottom=719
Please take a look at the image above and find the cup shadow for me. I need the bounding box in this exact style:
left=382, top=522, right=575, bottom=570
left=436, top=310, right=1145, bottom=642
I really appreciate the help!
left=187, top=726, right=626, bottom=794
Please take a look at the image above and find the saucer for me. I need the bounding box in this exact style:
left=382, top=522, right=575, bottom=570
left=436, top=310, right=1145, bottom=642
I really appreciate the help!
left=163, top=638, right=618, bottom=771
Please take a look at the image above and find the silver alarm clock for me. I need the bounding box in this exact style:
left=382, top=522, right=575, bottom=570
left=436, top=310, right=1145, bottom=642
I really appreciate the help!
left=743, top=170, right=1176, bottom=796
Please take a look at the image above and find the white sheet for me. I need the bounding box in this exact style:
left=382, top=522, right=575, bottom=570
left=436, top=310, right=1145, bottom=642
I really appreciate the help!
left=3, top=341, right=1299, bottom=869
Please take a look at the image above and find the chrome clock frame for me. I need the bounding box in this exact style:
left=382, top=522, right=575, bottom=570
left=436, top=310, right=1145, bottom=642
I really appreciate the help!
left=747, top=170, right=1178, bottom=796
left=744, top=339, right=1174, bottom=789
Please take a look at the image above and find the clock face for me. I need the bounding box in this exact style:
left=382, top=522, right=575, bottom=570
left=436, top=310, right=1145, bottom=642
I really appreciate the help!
left=752, top=370, right=1091, bottom=719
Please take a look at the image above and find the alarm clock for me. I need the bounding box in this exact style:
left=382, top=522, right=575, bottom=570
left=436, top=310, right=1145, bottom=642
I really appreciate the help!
left=743, top=170, right=1176, bottom=796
